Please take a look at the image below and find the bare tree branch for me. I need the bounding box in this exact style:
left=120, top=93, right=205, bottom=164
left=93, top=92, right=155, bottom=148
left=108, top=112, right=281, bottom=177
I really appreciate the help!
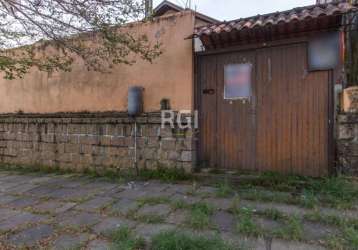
left=0, top=0, right=162, bottom=79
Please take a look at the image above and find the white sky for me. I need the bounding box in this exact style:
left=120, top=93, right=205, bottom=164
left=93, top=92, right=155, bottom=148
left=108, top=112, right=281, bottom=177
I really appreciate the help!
left=154, top=0, right=316, bottom=21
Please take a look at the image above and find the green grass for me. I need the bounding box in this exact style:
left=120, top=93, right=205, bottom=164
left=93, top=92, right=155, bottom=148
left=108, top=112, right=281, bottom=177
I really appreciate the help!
left=238, top=188, right=296, bottom=205
left=272, top=215, right=303, bottom=241
left=172, top=199, right=191, bottom=210
left=303, top=211, right=345, bottom=227
left=326, top=227, right=358, bottom=250
left=307, top=177, right=358, bottom=209
left=138, top=167, right=193, bottom=182
left=259, top=208, right=286, bottom=221
left=187, top=202, right=214, bottom=230
left=126, top=206, right=165, bottom=224
left=0, top=163, right=74, bottom=175
left=304, top=211, right=358, bottom=249
left=151, top=230, right=238, bottom=250
left=0, top=163, right=193, bottom=183
left=234, top=207, right=262, bottom=237
left=135, top=214, right=165, bottom=224
left=109, top=227, right=145, bottom=250
left=137, top=196, right=171, bottom=206
left=299, top=189, right=318, bottom=209
left=343, top=227, right=358, bottom=249
left=232, top=205, right=305, bottom=241
left=239, top=171, right=309, bottom=192
left=216, top=179, right=236, bottom=198
left=238, top=172, right=358, bottom=209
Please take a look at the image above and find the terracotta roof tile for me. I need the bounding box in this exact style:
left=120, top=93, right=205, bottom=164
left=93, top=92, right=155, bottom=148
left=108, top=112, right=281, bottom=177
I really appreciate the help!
left=194, top=2, right=357, bottom=37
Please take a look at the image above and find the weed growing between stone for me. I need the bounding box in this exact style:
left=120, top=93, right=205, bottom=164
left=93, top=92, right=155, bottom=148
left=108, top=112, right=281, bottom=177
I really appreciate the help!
left=0, top=163, right=194, bottom=183
left=216, top=179, right=236, bottom=198
left=234, top=207, right=262, bottom=237
left=151, top=230, right=238, bottom=250
left=109, top=227, right=145, bottom=250
left=238, top=172, right=358, bottom=209
left=187, top=202, right=214, bottom=230
left=272, top=215, right=303, bottom=241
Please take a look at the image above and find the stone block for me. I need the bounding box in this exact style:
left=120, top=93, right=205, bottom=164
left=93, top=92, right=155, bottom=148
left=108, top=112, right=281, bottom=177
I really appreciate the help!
left=159, top=160, right=177, bottom=168
left=58, top=153, right=72, bottom=163
left=7, top=224, right=54, bottom=247
left=68, top=135, right=80, bottom=144
left=0, top=140, right=7, bottom=148
left=71, top=154, right=81, bottom=164
left=68, top=124, right=81, bottom=134
left=54, top=124, right=63, bottom=134
left=106, top=124, right=116, bottom=135
left=160, top=127, right=173, bottom=137
left=4, top=133, right=16, bottom=140
left=46, top=123, right=55, bottom=133
left=106, top=147, right=121, bottom=157
left=102, top=156, right=115, bottom=166
left=56, top=143, right=65, bottom=154
left=180, top=151, right=192, bottom=162
left=93, top=217, right=137, bottom=236
left=115, top=125, right=125, bottom=137
left=80, top=144, right=93, bottom=154
left=80, top=154, right=93, bottom=165
left=175, top=138, right=194, bottom=151
left=342, top=86, right=358, bottom=113
left=40, top=143, right=57, bottom=152
left=40, top=150, right=56, bottom=161
left=100, top=136, right=111, bottom=146
left=156, top=149, right=167, bottom=160
left=65, top=144, right=80, bottom=154
left=168, top=151, right=179, bottom=161
left=56, top=134, right=68, bottom=143
left=147, top=137, right=160, bottom=148
left=92, top=155, right=105, bottom=166
left=80, top=135, right=99, bottom=145
left=143, top=148, right=157, bottom=160
left=80, top=124, right=88, bottom=134
left=184, top=128, right=194, bottom=138
left=338, top=124, right=355, bottom=140
left=137, top=137, right=147, bottom=148
left=125, top=137, right=134, bottom=147
left=181, top=162, right=194, bottom=172
left=145, top=160, right=159, bottom=170
left=124, top=125, right=133, bottom=136
left=110, top=137, right=125, bottom=147
left=4, top=147, right=17, bottom=157
left=161, top=139, right=176, bottom=151
left=0, top=114, right=197, bottom=173
left=143, top=125, right=159, bottom=137
left=92, top=146, right=103, bottom=156
left=148, top=115, right=162, bottom=124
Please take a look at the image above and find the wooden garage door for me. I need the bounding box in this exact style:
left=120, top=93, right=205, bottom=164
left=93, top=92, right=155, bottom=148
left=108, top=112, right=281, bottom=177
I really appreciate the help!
left=198, top=43, right=330, bottom=176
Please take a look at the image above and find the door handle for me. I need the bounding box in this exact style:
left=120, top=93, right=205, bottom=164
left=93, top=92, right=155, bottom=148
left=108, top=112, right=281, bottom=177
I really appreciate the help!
left=203, top=89, right=215, bottom=95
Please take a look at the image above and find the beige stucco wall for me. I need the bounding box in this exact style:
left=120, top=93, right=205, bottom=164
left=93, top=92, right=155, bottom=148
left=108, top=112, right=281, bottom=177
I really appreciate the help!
left=0, top=11, right=196, bottom=113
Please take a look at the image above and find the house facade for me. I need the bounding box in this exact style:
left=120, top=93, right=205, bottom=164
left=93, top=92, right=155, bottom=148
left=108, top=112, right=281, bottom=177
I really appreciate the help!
left=0, top=2, right=216, bottom=114
left=0, top=1, right=357, bottom=176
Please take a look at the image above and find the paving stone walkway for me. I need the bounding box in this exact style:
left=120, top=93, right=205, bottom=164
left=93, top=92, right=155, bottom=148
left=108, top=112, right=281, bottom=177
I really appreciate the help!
left=0, top=170, right=356, bottom=249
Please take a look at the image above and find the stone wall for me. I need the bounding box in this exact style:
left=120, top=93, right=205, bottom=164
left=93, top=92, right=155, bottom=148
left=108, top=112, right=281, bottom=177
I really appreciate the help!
left=337, top=113, right=358, bottom=176
left=0, top=113, right=196, bottom=173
